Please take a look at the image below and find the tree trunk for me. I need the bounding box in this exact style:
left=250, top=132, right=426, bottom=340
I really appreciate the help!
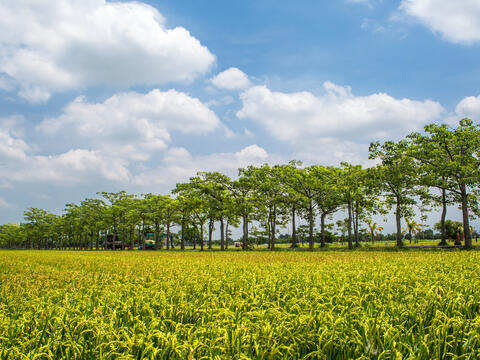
left=439, top=188, right=447, bottom=246
left=141, top=220, right=146, bottom=250
left=291, top=205, right=297, bottom=248
left=192, top=225, right=197, bottom=250
left=355, top=202, right=360, bottom=247
left=208, top=219, right=213, bottom=250
left=181, top=216, right=185, bottom=250
left=114, top=223, right=118, bottom=250
left=271, top=212, right=276, bottom=251
left=320, top=212, right=326, bottom=248
left=200, top=223, right=204, bottom=251
left=122, top=228, right=126, bottom=250
left=225, top=222, right=229, bottom=249
left=242, top=215, right=248, bottom=250
left=267, top=214, right=271, bottom=250
left=395, top=197, right=403, bottom=247
left=166, top=223, right=171, bottom=250
left=96, top=231, right=99, bottom=251
left=308, top=200, right=314, bottom=251
left=220, top=216, right=225, bottom=251
left=155, top=222, right=159, bottom=250
left=347, top=198, right=353, bottom=250
left=130, top=226, right=134, bottom=250
left=460, top=183, right=472, bottom=248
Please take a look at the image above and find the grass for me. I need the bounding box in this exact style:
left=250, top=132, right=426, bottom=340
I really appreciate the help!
left=233, top=239, right=469, bottom=250
left=1, top=250, right=480, bottom=359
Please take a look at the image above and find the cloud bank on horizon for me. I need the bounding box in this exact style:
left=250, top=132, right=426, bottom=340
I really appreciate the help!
left=0, top=0, right=480, bottom=221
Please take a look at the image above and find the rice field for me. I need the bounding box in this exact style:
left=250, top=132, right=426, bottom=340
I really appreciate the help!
left=1, top=250, right=480, bottom=359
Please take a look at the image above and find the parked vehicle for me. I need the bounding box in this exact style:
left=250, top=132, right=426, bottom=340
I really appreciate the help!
left=138, top=232, right=156, bottom=250
left=105, top=234, right=132, bottom=250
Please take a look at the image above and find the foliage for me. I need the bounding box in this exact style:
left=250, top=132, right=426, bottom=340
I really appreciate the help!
left=407, top=119, right=480, bottom=247
left=434, top=220, right=463, bottom=240
left=369, top=140, right=422, bottom=246
left=2, top=119, right=480, bottom=251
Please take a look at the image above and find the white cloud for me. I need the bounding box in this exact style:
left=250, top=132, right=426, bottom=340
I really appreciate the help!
left=133, top=144, right=273, bottom=186
left=244, top=128, right=255, bottom=138
left=38, top=89, right=220, bottom=161
left=1, top=89, right=244, bottom=187
left=399, top=0, right=480, bottom=44
left=455, top=95, right=480, bottom=119
left=0, top=116, right=29, bottom=161
left=0, top=116, right=130, bottom=184
left=237, top=82, right=445, bottom=145
left=444, top=94, right=480, bottom=125
left=27, top=150, right=131, bottom=183
left=17, top=85, right=52, bottom=103
left=292, top=138, right=374, bottom=167
left=0, top=75, right=14, bottom=91
left=0, top=0, right=215, bottom=102
left=211, top=68, right=251, bottom=90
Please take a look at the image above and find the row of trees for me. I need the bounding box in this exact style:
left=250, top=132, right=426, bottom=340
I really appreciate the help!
left=1, top=119, right=479, bottom=250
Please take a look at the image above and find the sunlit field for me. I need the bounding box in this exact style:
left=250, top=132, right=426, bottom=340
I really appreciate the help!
left=1, top=250, right=480, bottom=359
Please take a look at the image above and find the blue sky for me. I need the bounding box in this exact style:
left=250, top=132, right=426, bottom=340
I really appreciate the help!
left=1, top=0, right=480, bottom=231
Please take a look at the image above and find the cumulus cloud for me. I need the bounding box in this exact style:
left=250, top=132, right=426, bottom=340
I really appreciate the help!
left=399, top=0, right=480, bottom=44
left=0, top=75, right=14, bottom=91
left=0, top=116, right=29, bottom=161
left=26, top=150, right=131, bottom=183
left=133, top=144, right=273, bottom=186
left=237, top=81, right=445, bottom=145
left=0, top=117, right=130, bottom=183
left=292, top=138, right=374, bottom=167
left=454, top=95, right=480, bottom=120
left=0, top=0, right=215, bottom=102
left=444, top=94, right=480, bottom=125
left=210, top=68, right=251, bottom=90
left=38, top=89, right=220, bottom=161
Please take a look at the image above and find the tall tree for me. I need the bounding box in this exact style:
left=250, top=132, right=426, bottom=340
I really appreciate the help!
left=98, top=191, right=132, bottom=250
left=337, top=163, right=369, bottom=249
left=407, top=119, right=480, bottom=248
left=194, top=172, right=232, bottom=250
left=24, top=208, right=52, bottom=249
left=173, top=182, right=209, bottom=250
left=271, top=164, right=305, bottom=248
left=369, top=141, right=420, bottom=247
left=0, top=223, right=26, bottom=249
left=80, top=198, right=106, bottom=250
left=162, top=196, right=179, bottom=250
left=311, top=166, right=343, bottom=248
left=241, top=165, right=288, bottom=250
left=280, top=162, right=328, bottom=251
left=143, top=193, right=165, bottom=250
left=227, top=170, right=257, bottom=250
